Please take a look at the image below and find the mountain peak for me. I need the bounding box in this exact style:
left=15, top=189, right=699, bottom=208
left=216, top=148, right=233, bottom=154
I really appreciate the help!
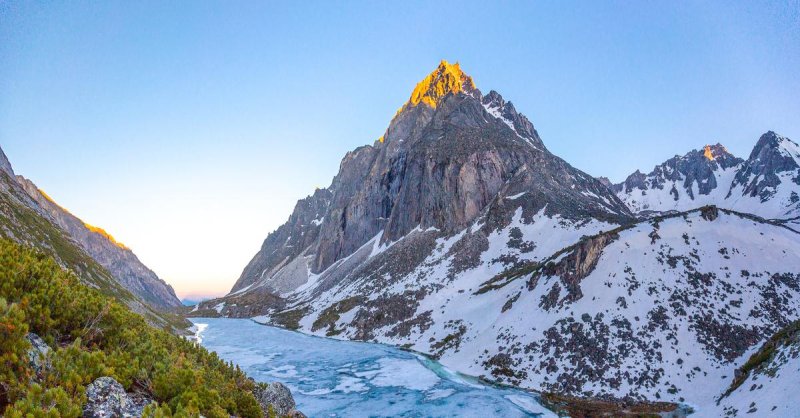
left=702, top=143, right=730, bottom=161
left=749, top=131, right=799, bottom=161
left=408, top=60, right=476, bottom=108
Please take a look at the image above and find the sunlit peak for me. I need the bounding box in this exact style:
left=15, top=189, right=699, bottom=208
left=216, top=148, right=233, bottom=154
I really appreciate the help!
left=703, top=145, right=715, bottom=160
left=408, top=60, right=476, bottom=109
left=702, top=144, right=729, bottom=161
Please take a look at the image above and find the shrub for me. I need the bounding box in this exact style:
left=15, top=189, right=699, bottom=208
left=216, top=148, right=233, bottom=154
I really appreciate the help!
left=0, top=239, right=262, bottom=417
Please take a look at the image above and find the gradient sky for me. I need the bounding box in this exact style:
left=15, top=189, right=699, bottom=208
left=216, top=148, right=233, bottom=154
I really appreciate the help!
left=1, top=1, right=798, bottom=299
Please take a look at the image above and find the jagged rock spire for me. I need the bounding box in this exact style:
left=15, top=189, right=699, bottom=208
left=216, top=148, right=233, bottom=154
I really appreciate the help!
left=407, top=60, right=477, bottom=108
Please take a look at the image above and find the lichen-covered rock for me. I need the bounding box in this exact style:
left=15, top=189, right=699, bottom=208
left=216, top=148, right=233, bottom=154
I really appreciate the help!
left=287, top=409, right=307, bottom=417
left=25, top=333, right=50, bottom=378
left=83, top=376, right=152, bottom=418
left=253, top=382, right=301, bottom=417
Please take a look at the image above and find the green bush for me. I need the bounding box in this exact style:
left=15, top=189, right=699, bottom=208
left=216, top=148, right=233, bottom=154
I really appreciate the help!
left=0, top=239, right=262, bottom=417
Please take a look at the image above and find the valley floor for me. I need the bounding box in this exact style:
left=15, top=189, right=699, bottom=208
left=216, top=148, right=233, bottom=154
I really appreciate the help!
left=193, top=317, right=694, bottom=417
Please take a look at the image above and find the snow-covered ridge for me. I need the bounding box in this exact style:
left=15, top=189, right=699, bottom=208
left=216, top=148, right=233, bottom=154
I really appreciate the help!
left=614, top=132, right=800, bottom=220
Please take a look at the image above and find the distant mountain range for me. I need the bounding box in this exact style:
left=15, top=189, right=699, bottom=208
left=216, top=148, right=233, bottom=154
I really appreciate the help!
left=0, top=147, right=182, bottom=316
left=195, top=61, right=800, bottom=415
left=611, top=131, right=800, bottom=220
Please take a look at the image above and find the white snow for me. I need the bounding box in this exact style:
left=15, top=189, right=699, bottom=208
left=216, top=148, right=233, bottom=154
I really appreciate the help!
left=700, top=340, right=800, bottom=417
left=280, top=209, right=800, bottom=409
left=187, top=323, right=208, bottom=344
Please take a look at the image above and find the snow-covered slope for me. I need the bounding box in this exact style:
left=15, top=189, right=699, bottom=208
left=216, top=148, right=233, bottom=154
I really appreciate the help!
left=615, top=132, right=800, bottom=220
left=203, top=201, right=800, bottom=411
left=703, top=321, right=800, bottom=417
left=251, top=207, right=800, bottom=409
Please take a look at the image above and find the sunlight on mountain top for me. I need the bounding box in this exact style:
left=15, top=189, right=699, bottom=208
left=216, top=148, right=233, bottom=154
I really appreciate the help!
left=37, top=187, right=72, bottom=213
left=408, top=60, right=476, bottom=108
left=703, top=145, right=715, bottom=160
left=84, top=222, right=130, bottom=250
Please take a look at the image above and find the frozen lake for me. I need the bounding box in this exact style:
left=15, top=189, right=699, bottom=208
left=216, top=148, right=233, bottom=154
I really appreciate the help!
left=190, top=318, right=554, bottom=417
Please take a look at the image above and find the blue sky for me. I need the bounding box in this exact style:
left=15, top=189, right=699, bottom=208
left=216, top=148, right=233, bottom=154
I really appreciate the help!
left=1, top=1, right=798, bottom=298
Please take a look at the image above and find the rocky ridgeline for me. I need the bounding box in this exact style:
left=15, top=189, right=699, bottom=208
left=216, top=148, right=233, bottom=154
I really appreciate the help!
left=223, top=59, right=631, bottom=299
left=195, top=62, right=800, bottom=414
left=613, top=131, right=800, bottom=219
left=16, top=176, right=182, bottom=310
left=0, top=146, right=181, bottom=311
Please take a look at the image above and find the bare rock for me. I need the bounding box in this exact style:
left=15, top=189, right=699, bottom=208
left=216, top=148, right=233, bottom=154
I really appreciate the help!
left=83, top=376, right=152, bottom=418
left=25, top=333, right=50, bottom=379
left=253, top=382, right=301, bottom=417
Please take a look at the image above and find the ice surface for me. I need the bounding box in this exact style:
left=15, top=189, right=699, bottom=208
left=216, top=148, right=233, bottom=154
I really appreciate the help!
left=191, top=318, right=554, bottom=417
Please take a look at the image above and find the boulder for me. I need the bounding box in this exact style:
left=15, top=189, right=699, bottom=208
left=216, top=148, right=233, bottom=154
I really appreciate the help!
left=25, top=333, right=51, bottom=378
left=253, top=382, right=304, bottom=417
left=83, top=376, right=152, bottom=418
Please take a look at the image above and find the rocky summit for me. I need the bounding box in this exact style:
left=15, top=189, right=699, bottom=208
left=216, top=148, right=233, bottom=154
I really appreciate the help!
left=226, top=60, right=631, bottom=296
left=193, top=62, right=800, bottom=415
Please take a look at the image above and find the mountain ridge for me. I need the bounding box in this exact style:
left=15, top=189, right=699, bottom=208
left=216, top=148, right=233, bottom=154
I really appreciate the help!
left=613, top=131, right=800, bottom=219
left=0, top=146, right=182, bottom=311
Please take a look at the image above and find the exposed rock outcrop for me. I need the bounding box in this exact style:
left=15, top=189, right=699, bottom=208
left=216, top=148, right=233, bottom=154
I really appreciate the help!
left=729, top=131, right=800, bottom=207
left=534, top=232, right=618, bottom=305
left=25, top=333, right=50, bottom=379
left=83, top=376, right=152, bottom=418
left=0, top=147, right=14, bottom=177
left=253, top=382, right=305, bottom=417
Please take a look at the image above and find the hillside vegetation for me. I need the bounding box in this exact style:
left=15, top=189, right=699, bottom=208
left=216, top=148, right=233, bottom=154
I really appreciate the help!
left=0, top=238, right=263, bottom=417
left=0, top=170, right=186, bottom=332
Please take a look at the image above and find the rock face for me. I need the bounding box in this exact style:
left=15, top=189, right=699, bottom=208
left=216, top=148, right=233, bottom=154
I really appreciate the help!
left=83, top=376, right=152, bottom=418
left=613, top=132, right=800, bottom=219
left=0, top=147, right=14, bottom=177
left=14, top=176, right=181, bottom=310
left=253, top=382, right=304, bottom=417
left=232, top=188, right=332, bottom=294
